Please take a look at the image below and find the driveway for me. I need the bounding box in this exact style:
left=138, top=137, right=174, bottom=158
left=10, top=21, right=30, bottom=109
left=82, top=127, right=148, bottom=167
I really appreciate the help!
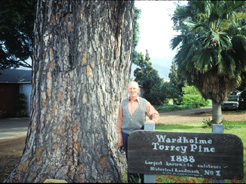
left=0, top=117, right=29, bottom=140
left=157, top=107, right=246, bottom=124
left=158, top=107, right=212, bottom=124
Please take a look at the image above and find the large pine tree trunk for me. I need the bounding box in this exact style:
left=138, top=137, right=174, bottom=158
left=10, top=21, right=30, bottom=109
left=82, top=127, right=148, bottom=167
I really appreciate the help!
left=6, top=1, right=134, bottom=183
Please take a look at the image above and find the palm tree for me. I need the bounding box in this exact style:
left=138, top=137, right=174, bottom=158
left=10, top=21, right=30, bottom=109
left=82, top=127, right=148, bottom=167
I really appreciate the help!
left=171, top=0, right=246, bottom=123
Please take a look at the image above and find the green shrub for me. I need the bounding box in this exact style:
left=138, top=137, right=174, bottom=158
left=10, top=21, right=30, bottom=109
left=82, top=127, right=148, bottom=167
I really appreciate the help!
left=181, top=85, right=209, bottom=107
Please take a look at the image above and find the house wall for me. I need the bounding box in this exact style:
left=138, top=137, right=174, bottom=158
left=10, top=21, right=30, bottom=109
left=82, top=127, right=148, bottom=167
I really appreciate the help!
left=19, top=84, right=32, bottom=116
left=0, top=83, right=19, bottom=117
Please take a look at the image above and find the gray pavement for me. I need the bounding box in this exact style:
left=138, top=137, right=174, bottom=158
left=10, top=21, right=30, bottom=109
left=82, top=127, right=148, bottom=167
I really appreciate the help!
left=0, top=117, right=29, bottom=140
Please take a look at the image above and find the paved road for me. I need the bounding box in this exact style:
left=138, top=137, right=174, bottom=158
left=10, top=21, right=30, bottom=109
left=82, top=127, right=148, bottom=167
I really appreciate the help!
left=0, top=117, right=29, bottom=140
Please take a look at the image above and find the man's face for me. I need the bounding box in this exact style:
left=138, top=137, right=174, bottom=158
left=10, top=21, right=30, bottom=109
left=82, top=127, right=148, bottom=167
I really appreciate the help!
left=128, top=83, right=140, bottom=98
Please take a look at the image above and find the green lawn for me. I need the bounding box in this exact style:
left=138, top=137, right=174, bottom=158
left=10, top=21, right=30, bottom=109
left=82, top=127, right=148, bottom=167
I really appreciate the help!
left=154, top=121, right=246, bottom=183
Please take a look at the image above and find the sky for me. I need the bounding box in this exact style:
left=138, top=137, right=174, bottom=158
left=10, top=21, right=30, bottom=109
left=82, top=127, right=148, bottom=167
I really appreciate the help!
left=134, top=1, right=183, bottom=67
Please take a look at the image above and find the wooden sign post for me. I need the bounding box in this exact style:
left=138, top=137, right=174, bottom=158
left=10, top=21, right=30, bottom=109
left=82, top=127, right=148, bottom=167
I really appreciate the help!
left=128, top=130, right=244, bottom=181
left=143, top=123, right=155, bottom=183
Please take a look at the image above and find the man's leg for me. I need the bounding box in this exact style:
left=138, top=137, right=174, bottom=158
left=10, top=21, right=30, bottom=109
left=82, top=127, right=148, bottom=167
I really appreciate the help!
left=122, top=132, right=143, bottom=183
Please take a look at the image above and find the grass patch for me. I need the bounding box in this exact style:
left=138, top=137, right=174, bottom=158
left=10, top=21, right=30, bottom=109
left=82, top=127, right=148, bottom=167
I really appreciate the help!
left=202, top=118, right=242, bottom=129
left=223, top=109, right=246, bottom=114
left=154, top=121, right=246, bottom=183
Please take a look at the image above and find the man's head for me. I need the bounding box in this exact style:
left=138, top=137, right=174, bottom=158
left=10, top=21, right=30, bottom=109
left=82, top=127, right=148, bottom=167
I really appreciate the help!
left=128, top=81, right=140, bottom=99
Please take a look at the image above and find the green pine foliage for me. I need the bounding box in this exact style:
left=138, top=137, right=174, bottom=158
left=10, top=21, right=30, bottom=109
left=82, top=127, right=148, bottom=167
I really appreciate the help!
left=132, top=6, right=141, bottom=65
left=134, top=51, right=168, bottom=105
left=0, top=0, right=35, bottom=69
left=168, top=61, right=185, bottom=105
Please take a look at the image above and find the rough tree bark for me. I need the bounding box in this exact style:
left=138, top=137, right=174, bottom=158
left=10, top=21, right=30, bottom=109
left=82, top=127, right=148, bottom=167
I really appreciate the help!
left=5, top=0, right=134, bottom=183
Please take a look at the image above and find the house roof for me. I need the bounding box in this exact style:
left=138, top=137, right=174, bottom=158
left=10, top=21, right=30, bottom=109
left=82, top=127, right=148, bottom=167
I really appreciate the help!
left=0, top=69, right=31, bottom=83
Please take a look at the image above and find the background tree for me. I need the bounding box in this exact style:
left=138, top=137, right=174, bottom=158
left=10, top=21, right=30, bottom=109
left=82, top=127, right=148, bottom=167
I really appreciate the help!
left=171, top=0, right=246, bottom=123
left=132, top=6, right=141, bottom=65
left=168, top=61, right=185, bottom=105
left=134, top=50, right=167, bottom=105
left=0, top=0, right=35, bottom=69
left=0, top=1, right=141, bottom=71
left=6, top=1, right=134, bottom=183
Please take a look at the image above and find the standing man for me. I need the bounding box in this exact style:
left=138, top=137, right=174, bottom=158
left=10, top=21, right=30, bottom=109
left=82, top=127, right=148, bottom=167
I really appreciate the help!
left=116, top=81, right=159, bottom=183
